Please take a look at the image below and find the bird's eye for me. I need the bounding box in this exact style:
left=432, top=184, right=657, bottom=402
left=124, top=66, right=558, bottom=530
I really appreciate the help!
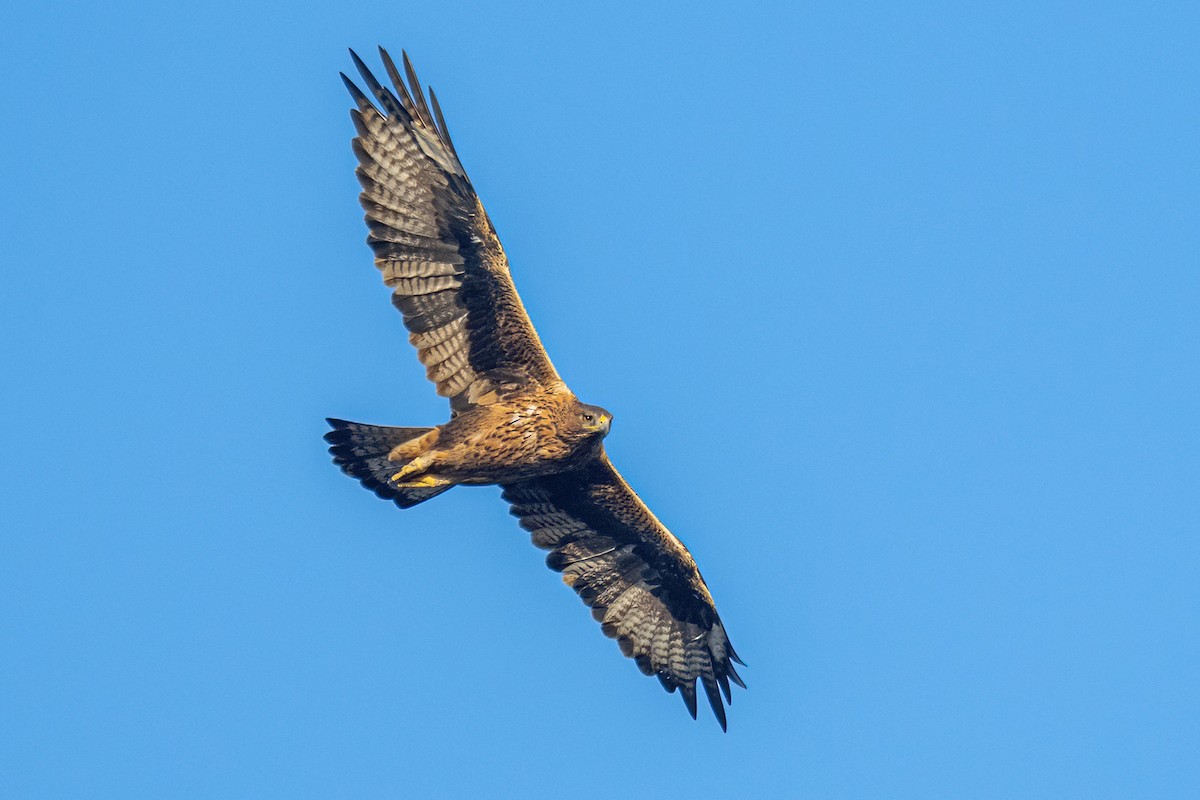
left=583, top=413, right=594, bottom=422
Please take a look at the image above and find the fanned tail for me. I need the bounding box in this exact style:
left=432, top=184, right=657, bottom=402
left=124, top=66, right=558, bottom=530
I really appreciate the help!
left=324, top=418, right=453, bottom=509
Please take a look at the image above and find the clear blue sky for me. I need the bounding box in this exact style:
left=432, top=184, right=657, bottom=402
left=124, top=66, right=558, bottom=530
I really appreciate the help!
left=2, top=1, right=1197, bottom=797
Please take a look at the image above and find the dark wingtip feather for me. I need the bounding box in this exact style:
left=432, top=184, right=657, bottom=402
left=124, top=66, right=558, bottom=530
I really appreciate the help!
left=717, top=671, right=732, bottom=705
left=702, top=675, right=727, bottom=732
left=679, top=682, right=699, bottom=720
left=401, top=50, right=436, bottom=128
left=428, top=87, right=459, bottom=158
left=378, top=47, right=417, bottom=116
left=340, top=72, right=368, bottom=105
left=727, top=660, right=747, bottom=690
left=346, top=54, right=381, bottom=110
left=378, top=46, right=402, bottom=86
left=348, top=50, right=405, bottom=118
left=347, top=48, right=371, bottom=82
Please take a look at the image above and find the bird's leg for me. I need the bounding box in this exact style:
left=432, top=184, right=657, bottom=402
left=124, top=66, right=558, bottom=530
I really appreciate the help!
left=387, top=428, right=440, bottom=462
left=391, top=474, right=453, bottom=488
left=387, top=428, right=455, bottom=487
left=389, top=454, right=434, bottom=483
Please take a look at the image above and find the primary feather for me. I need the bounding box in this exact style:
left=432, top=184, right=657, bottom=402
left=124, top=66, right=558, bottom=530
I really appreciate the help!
left=326, top=48, right=744, bottom=730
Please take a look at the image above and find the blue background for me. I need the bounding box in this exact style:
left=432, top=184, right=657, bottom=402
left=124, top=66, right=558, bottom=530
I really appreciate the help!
left=3, top=2, right=1197, bottom=797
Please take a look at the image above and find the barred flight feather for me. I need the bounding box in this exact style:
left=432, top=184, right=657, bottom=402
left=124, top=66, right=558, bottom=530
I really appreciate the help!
left=342, top=48, right=561, bottom=411
left=330, top=49, right=744, bottom=730
left=502, top=456, right=744, bottom=730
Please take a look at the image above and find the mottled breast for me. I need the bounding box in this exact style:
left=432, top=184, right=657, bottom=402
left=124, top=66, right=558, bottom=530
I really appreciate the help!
left=445, top=390, right=599, bottom=482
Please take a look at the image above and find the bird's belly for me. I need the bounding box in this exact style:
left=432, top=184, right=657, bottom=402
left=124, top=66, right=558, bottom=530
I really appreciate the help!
left=434, top=404, right=581, bottom=483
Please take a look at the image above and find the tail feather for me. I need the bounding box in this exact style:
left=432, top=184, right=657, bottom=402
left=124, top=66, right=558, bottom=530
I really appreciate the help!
left=324, top=418, right=452, bottom=509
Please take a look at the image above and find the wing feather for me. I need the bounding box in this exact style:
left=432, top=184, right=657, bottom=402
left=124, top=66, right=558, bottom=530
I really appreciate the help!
left=342, top=49, right=562, bottom=410
left=502, top=455, right=744, bottom=730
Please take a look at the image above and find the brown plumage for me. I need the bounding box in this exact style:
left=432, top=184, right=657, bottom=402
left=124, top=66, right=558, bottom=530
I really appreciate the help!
left=324, top=48, right=745, bottom=729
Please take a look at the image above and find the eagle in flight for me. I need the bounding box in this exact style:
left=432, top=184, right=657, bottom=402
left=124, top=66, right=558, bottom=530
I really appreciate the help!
left=325, top=48, right=745, bottom=729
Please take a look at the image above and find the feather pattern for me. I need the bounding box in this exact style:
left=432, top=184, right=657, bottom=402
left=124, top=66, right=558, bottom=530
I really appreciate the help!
left=343, top=48, right=562, bottom=411
left=333, top=49, right=745, bottom=729
left=503, top=455, right=745, bottom=730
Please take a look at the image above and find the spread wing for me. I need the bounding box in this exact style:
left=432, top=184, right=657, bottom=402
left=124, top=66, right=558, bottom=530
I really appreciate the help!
left=342, top=48, right=562, bottom=411
left=502, top=455, right=745, bottom=730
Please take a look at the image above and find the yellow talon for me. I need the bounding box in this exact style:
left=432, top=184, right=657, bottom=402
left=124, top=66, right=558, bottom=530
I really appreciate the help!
left=389, top=464, right=420, bottom=483
left=391, top=474, right=449, bottom=488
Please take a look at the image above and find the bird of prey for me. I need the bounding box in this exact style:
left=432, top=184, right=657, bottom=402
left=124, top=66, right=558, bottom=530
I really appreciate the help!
left=325, top=48, right=745, bottom=729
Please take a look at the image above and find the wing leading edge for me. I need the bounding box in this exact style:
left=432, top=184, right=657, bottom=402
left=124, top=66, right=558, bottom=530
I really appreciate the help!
left=342, top=48, right=562, bottom=411
left=503, top=455, right=745, bottom=729
left=341, top=49, right=745, bottom=729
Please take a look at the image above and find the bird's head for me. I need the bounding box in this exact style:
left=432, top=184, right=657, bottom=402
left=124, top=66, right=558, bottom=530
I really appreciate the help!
left=578, top=404, right=612, bottom=437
